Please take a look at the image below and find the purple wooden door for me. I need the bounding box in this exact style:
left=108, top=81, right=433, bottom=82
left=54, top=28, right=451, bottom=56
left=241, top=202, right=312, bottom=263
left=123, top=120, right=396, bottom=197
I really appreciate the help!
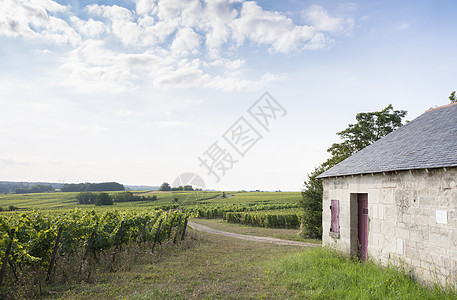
left=358, top=194, right=368, bottom=261
left=330, top=200, right=340, bottom=233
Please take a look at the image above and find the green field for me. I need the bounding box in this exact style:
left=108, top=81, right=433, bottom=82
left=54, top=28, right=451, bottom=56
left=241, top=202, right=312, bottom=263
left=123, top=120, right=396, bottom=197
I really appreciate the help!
left=0, top=191, right=302, bottom=228
left=0, top=191, right=299, bottom=209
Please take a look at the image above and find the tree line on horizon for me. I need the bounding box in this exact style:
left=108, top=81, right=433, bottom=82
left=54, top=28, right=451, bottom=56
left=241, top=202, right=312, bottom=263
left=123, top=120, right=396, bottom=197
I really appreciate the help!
left=60, top=182, right=125, bottom=192
left=77, top=191, right=158, bottom=206
left=158, top=182, right=202, bottom=191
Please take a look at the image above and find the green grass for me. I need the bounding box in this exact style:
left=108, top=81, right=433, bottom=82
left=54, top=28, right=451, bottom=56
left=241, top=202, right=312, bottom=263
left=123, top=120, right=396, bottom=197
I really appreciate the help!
left=47, top=229, right=306, bottom=300
left=268, top=247, right=457, bottom=299
left=40, top=227, right=454, bottom=300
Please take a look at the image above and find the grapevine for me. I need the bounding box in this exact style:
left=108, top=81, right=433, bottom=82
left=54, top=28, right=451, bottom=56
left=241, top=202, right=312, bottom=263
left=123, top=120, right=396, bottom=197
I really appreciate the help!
left=0, top=209, right=189, bottom=297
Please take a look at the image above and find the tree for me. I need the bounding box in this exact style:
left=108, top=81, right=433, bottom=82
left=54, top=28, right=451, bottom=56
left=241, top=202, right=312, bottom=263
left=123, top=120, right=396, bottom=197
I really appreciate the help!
left=14, top=184, right=54, bottom=194
left=183, top=185, right=194, bottom=191
left=76, top=192, right=97, bottom=204
left=450, top=91, right=456, bottom=103
left=327, top=104, right=407, bottom=162
left=112, top=191, right=135, bottom=202
left=158, top=182, right=171, bottom=191
left=95, top=193, right=114, bottom=206
left=300, top=104, right=407, bottom=239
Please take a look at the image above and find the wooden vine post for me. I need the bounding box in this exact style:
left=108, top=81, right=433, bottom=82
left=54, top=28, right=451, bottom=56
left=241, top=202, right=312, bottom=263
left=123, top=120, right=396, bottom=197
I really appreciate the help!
left=181, top=216, right=189, bottom=241
left=46, top=226, right=63, bottom=282
left=163, top=215, right=169, bottom=240
left=79, top=229, right=96, bottom=274
left=0, top=228, right=15, bottom=287
left=138, top=221, right=148, bottom=246
left=110, top=221, right=124, bottom=272
left=167, top=216, right=174, bottom=240
left=173, top=216, right=182, bottom=243
left=151, top=218, right=163, bottom=253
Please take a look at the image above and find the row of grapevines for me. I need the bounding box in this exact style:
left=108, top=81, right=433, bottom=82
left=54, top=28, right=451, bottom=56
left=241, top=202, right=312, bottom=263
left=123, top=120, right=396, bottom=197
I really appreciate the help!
left=0, top=209, right=189, bottom=290
left=183, top=203, right=300, bottom=219
left=224, top=210, right=301, bottom=229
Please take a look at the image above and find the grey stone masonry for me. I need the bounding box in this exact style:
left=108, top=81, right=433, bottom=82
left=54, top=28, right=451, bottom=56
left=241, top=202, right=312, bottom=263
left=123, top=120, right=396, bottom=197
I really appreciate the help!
left=322, top=167, right=457, bottom=287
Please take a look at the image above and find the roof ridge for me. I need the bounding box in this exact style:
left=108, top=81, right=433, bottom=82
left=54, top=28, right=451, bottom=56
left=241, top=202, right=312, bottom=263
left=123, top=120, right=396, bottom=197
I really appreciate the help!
left=425, top=102, right=457, bottom=113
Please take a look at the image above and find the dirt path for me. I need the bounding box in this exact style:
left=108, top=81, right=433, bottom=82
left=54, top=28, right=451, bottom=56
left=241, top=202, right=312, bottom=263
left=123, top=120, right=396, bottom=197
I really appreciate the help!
left=189, top=221, right=318, bottom=247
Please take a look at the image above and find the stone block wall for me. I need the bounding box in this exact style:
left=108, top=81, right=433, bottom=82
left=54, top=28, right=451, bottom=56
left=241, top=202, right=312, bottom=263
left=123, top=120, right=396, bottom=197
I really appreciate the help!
left=322, top=167, right=457, bottom=287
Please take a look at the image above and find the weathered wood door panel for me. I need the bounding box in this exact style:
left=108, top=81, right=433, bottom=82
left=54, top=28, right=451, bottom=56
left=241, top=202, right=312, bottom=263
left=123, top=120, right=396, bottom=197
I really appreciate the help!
left=358, top=194, right=368, bottom=261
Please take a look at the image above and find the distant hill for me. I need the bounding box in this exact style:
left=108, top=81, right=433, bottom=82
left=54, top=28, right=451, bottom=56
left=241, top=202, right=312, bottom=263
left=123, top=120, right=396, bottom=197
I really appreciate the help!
left=0, top=181, right=64, bottom=194
left=124, top=185, right=159, bottom=191
left=0, top=181, right=159, bottom=194
left=60, top=182, right=125, bottom=192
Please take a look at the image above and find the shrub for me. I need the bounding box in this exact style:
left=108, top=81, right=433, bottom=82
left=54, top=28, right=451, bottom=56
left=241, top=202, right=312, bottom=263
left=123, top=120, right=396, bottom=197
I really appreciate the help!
left=8, top=205, right=18, bottom=211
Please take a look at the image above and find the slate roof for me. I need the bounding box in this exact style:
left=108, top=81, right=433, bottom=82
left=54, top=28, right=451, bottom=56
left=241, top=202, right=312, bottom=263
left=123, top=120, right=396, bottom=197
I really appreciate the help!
left=317, top=102, right=457, bottom=178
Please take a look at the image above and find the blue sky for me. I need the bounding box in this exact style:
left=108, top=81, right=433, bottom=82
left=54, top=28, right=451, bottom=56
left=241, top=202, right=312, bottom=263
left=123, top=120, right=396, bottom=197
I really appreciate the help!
left=0, top=0, right=456, bottom=191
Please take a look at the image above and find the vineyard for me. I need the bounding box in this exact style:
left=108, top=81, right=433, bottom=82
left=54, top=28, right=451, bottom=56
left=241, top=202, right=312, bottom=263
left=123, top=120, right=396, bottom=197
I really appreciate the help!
left=0, top=209, right=189, bottom=298
left=224, top=209, right=300, bottom=229
left=0, top=191, right=302, bottom=229
left=185, top=203, right=300, bottom=219
left=0, top=190, right=303, bottom=298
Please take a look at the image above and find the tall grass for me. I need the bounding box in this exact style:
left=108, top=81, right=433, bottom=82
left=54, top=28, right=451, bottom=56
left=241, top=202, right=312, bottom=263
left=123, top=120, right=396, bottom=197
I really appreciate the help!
left=268, top=247, right=457, bottom=299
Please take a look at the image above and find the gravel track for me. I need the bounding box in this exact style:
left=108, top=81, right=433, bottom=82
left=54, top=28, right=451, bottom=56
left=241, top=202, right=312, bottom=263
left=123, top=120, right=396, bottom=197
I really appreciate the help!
left=189, top=221, right=319, bottom=248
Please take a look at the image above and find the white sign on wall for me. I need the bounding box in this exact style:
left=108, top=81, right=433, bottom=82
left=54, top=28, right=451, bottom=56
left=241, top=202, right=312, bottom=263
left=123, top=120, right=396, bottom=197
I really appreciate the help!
left=436, top=210, right=448, bottom=224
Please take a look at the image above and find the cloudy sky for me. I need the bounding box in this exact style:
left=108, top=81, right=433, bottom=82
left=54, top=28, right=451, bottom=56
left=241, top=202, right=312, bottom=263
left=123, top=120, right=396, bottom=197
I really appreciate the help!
left=1, top=0, right=456, bottom=191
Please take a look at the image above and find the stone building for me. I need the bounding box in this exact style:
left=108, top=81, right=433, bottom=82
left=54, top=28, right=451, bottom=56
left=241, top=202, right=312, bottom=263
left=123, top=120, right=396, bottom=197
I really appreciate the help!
left=317, top=102, right=457, bottom=287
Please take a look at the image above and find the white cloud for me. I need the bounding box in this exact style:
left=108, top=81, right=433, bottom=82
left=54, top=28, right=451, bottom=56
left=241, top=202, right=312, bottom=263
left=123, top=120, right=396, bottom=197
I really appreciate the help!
left=204, top=58, right=245, bottom=70
left=170, top=27, right=201, bottom=55
left=87, top=4, right=143, bottom=45
left=135, top=0, right=156, bottom=16
left=59, top=39, right=158, bottom=92
left=30, top=0, right=67, bottom=13
left=0, top=0, right=354, bottom=91
left=304, top=4, right=354, bottom=33
left=70, top=16, right=106, bottom=38
left=202, top=0, right=237, bottom=57
left=231, top=2, right=316, bottom=53
left=0, top=0, right=80, bottom=45
left=396, top=22, right=410, bottom=31
left=204, top=72, right=287, bottom=91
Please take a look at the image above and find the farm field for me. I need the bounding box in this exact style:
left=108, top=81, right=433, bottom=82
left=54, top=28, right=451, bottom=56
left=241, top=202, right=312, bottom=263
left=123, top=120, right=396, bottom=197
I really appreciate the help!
left=0, top=191, right=299, bottom=209
left=0, top=191, right=302, bottom=228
